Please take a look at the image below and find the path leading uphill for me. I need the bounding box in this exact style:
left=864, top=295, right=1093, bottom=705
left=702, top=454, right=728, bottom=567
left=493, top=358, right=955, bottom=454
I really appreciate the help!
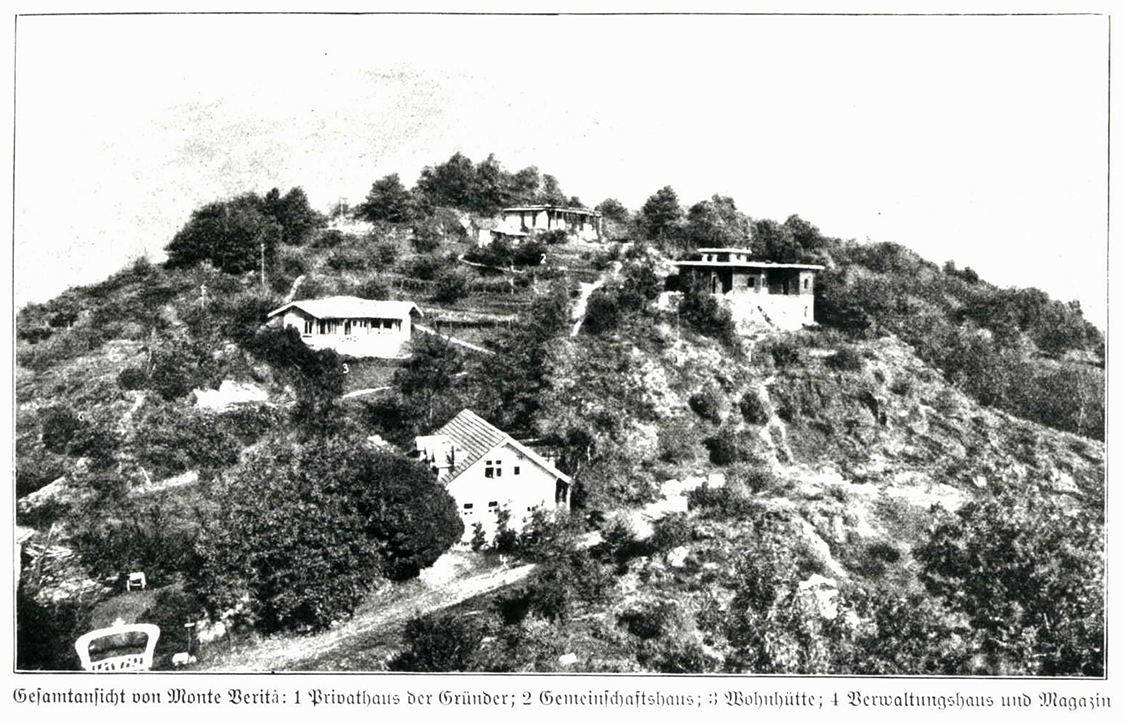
left=414, top=324, right=496, bottom=355
left=570, top=261, right=622, bottom=337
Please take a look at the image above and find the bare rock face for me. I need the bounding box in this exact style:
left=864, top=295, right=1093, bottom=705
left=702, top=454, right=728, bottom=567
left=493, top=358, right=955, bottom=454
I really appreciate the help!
left=193, top=380, right=269, bottom=411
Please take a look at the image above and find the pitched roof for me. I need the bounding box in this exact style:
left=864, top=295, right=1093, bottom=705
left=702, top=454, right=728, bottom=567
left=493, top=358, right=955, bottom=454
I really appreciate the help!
left=267, top=296, right=422, bottom=321
left=434, top=409, right=570, bottom=484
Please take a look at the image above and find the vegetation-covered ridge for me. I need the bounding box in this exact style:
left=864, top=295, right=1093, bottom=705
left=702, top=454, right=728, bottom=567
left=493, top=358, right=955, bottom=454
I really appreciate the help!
left=15, top=150, right=1104, bottom=676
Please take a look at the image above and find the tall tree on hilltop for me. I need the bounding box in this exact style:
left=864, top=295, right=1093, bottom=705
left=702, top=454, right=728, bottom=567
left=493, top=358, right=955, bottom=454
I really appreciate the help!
left=416, top=152, right=479, bottom=210
left=165, top=194, right=280, bottom=274
left=595, top=198, right=629, bottom=223
left=639, top=186, right=684, bottom=245
left=356, top=173, right=418, bottom=224
left=509, top=166, right=542, bottom=205
left=262, top=187, right=323, bottom=245
left=684, top=194, right=750, bottom=249
left=538, top=174, right=569, bottom=206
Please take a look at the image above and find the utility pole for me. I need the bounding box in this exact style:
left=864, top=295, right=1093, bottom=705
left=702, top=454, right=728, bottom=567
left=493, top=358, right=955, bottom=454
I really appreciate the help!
left=200, top=283, right=207, bottom=310
left=260, top=242, right=266, bottom=294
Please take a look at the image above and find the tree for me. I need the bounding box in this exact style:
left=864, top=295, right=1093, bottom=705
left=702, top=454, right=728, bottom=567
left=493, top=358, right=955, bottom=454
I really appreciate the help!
left=595, top=198, right=629, bottom=223
left=473, top=154, right=510, bottom=215
left=194, top=436, right=462, bottom=631
left=356, top=173, right=417, bottom=224
left=914, top=490, right=1104, bottom=676
left=266, top=187, right=323, bottom=245
left=753, top=219, right=800, bottom=263
left=537, top=174, right=568, bottom=206
left=164, top=194, right=279, bottom=274
left=684, top=194, right=749, bottom=248
left=638, top=186, right=683, bottom=243
left=416, top=152, right=479, bottom=210
left=509, top=166, right=541, bottom=205
left=393, top=333, right=464, bottom=428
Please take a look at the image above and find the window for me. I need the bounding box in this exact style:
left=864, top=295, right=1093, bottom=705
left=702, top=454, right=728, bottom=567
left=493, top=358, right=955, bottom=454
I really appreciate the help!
left=463, top=503, right=473, bottom=510
left=486, top=460, right=502, bottom=478
left=304, top=320, right=314, bottom=334
left=803, top=278, right=810, bottom=290
left=488, top=501, right=498, bottom=508
left=514, top=466, right=521, bottom=476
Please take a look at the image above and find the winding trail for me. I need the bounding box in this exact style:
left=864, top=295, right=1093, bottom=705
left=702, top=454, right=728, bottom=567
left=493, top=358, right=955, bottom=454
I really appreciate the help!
left=570, top=261, right=622, bottom=337
left=414, top=324, right=496, bottom=356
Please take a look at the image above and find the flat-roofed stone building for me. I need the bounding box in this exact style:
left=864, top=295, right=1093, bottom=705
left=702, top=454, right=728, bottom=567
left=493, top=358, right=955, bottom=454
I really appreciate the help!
left=674, top=248, right=824, bottom=331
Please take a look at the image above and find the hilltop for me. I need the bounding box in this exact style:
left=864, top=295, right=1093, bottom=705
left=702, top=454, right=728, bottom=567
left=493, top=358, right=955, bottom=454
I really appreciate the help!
left=14, top=153, right=1105, bottom=675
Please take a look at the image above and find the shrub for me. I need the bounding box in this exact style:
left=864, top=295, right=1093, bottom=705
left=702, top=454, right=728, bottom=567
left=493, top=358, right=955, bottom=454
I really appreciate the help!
left=597, top=515, right=647, bottom=568
left=619, top=600, right=678, bottom=640
left=71, top=496, right=203, bottom=584
left=657, top=419, right=697, bottom=463
left=139, top=587, right=207, bottom=668
left=406, top=254, right=445, bottom=281
left=388, top=614, right=483, bottom=672
left=313, top=228, right=346, bottom=248
left=539, top=229, right=569, bottom=245
left=583, top=289, right=621, bottom=335
left=374, top=242, right=399, bottom=269
left=769, top=339, right=802, bottom=368
left=355, top=276, right=391, bottom=300
left=687, top=482, right=759, bottom=520
left=325, top=246, right=370, bottom=272
left=40, top=407, right=82, bottom=454
left=117, top=365, right=148, bottom=391
left=649, top=513, right=692, bottom=553
left=432, top=269, right=469, bottom=304
left=826, top=346, right=865, bottom=372
left=494, top=508, right=520, bottom=554
left=688, top=389, right=722, bottom=423
left=738, top=389, right=771, bottom=424
left=470, top=522, right=487, bottom=552
left=703, top=428, right=755, bottom=466
left=411, top=222, right=443, bottom=254
left=513, top=240, right=548, bottom=267
left=678, top=279, right=736, bottom=344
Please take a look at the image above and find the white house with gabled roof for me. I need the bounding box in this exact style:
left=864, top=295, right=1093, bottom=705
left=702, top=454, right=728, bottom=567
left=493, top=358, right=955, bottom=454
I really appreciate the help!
left=415, top=409, right=571, bottom=543
left=267, top=296, right=422, bottom=358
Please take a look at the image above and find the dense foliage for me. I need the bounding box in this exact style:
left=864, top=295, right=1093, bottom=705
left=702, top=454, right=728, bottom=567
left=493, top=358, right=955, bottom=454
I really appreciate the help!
left=165, top=187, right=322, bottom=273
left=193, top=436, right=462, bottom=631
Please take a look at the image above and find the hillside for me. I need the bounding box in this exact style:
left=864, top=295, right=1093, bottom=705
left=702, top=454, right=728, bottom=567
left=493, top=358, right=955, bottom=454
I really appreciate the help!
left=14, top=160, right=1105, bottom=675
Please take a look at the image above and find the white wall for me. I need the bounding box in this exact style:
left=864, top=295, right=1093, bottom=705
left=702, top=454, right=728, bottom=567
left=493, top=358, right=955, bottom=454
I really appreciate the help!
left=445, top=442, right=562, bottom=543
left=277, top=309, right=412, bottom=358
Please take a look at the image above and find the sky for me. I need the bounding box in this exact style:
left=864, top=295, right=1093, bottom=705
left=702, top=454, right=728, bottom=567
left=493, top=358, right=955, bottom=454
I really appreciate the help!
left=13, top=13, right=1109, bottom=326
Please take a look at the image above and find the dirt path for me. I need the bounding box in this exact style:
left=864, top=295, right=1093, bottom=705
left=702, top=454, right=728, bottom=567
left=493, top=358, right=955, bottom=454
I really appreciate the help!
left=570, top=261, right=621, bottom=337
left=198, top=555, right=537, bottom=672
left=414, top=324, right=496, bottom=356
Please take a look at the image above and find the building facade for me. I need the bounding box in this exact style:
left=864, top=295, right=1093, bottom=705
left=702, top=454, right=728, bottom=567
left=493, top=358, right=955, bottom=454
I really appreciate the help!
left=674, top=248, right=824, bottom=331
left=266, top=296, right=422, bottom=358
left=500, top=205, right=603, bottom=242
left=415, top=409, right=571, bottom=544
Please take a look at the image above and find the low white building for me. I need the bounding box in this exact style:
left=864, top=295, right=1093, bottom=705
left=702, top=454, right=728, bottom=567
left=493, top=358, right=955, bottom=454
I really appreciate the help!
left=500, top=205, right=602, bottom=242
left=415, top=409, right=571, bottom=543
left=267, top=296, right=422, bottom=358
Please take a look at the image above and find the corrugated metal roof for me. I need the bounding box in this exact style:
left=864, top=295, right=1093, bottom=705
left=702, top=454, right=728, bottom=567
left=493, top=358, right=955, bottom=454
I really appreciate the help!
left=435, top=409, right=509, bottom=480
left=267, top=296, right=423, bottom=320
left=433, top=409, right=571, bottom=484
